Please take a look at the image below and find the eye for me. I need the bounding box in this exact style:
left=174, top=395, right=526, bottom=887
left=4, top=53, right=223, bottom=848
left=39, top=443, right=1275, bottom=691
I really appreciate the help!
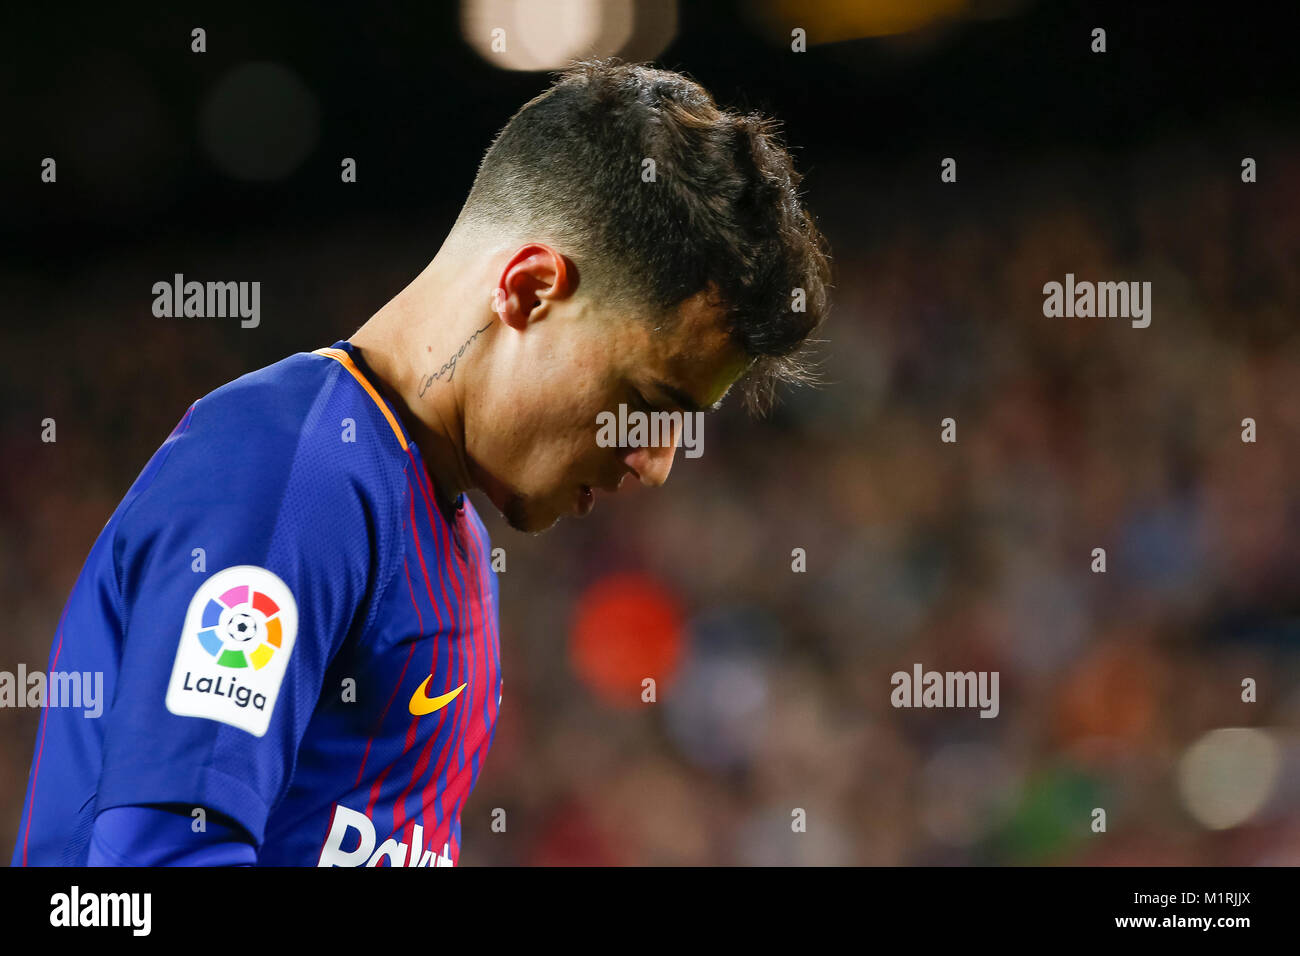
left=629, top=387, right=653, bottom=412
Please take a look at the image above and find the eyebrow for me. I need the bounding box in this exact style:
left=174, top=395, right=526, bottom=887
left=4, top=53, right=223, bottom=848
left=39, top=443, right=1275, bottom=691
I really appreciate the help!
left=651, top=380, right=724, bottom=413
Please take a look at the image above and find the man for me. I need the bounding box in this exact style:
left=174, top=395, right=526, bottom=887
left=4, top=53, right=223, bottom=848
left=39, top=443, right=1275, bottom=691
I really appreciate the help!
left=12, top=57, right=830, bottom=866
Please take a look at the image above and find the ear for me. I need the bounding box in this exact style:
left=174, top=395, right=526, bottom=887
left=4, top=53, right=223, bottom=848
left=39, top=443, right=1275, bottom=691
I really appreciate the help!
left=494, top=243, right=572, bottom=331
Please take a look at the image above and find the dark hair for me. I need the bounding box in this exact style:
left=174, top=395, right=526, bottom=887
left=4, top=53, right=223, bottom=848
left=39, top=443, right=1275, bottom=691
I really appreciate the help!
left=456, top=57, right=832, bottom=414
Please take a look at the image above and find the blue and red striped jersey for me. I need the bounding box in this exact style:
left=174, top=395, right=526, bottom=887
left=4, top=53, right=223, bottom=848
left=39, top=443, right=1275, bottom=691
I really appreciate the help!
left=11, top=341, right=502, bottom=866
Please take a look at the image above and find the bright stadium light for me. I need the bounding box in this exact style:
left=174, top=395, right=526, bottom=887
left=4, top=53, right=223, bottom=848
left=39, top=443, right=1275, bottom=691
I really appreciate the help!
left=1177, top=727, right=1281, bottom=830
left=744, top=0, right=1025, bottom=44
left=461, top=0, right=675, bottom=71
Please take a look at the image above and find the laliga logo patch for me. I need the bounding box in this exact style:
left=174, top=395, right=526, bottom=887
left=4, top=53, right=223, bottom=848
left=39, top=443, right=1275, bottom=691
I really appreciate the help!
left=165, top=566, right=298, bottom=736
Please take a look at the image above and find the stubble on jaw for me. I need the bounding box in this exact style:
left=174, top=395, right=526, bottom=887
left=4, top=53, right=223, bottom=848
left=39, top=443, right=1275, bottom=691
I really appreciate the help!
left=503, top=491, right=557, bottom=534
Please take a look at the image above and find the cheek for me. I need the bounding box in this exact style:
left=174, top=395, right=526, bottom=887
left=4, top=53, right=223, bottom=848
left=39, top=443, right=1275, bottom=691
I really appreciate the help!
left=484, top=343, right=619, bottom=483
left=554, top=393, right=606, bottom=462
left=539, top=392, right=622, bottom=486
left=489, top=390, right=599, bottom=487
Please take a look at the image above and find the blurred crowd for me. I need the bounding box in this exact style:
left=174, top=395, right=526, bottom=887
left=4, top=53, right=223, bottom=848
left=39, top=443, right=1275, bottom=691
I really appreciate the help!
left=3, top=137, right=1299, bottom=865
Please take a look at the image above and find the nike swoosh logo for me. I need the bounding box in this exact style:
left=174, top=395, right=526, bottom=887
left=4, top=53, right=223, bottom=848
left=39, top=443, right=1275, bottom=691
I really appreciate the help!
left=409, top=677, right=467, bottom=716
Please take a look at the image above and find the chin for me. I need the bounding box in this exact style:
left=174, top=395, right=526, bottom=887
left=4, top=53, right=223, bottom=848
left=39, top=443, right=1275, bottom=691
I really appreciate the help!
left=472, top=461, right=562, bottom=534
left=499, top=491, right=560, bottom=534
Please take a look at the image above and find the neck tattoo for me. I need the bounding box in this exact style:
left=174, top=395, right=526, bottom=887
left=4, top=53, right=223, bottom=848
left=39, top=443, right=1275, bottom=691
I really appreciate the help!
left=418, top=320, right=494, bottom=397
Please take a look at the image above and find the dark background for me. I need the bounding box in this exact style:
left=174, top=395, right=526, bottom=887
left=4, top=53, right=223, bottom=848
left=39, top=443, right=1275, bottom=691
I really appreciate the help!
left=2, top=0, right=1299, bottom=864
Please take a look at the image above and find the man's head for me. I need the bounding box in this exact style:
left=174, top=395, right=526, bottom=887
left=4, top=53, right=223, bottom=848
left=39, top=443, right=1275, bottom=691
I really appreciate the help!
left=446, top=58, right=831, bottom=532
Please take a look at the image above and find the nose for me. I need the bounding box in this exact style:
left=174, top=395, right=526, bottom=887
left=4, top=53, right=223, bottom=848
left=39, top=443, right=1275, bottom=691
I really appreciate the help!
left=622, top=424, right=680, bottom=487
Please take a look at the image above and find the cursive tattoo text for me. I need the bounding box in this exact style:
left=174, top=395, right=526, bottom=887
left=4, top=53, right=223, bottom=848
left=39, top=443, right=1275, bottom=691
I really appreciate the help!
left=418, top=320, right=494, bottom=396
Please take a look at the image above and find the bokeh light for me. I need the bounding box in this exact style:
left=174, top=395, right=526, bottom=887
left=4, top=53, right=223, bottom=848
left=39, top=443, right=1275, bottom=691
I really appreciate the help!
left=570, top=572, right=685, bottom=707
left=461, top=0, right=676, bottom=71
left=199, top=62, right=320, bottom=182
left=1178, top=728, right=1281, bottom=830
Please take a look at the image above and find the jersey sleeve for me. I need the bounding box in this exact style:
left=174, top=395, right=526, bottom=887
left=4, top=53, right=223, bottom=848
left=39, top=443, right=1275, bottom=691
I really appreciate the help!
left=95, top=385, right=394, bottom=849
left=88, top=805, right=257, bottom=866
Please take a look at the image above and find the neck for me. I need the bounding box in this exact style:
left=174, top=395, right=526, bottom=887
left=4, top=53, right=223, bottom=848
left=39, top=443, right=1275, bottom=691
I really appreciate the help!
left=347, top=246, right=495, bottom=508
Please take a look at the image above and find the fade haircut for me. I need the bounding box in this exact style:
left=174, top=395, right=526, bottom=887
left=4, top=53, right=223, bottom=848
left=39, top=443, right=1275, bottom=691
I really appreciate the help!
left=454, top=57, right=832, bottom=414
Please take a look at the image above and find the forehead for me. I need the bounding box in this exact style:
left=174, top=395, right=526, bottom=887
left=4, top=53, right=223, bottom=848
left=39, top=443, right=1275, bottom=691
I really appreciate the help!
left=632, top=290, right=751, bottom=407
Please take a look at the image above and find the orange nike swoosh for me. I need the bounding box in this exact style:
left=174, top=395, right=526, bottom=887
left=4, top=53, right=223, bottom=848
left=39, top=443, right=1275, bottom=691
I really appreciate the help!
left=409, top=677, right=467, bottom=716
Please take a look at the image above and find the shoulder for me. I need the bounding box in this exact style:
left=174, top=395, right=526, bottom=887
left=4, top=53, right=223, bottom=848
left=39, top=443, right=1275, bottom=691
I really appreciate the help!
left=121, top=349, right=412, bottom=548
left=195, top=349, right=408, bottom=485
left=188, top=349, right=367, bottom=451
